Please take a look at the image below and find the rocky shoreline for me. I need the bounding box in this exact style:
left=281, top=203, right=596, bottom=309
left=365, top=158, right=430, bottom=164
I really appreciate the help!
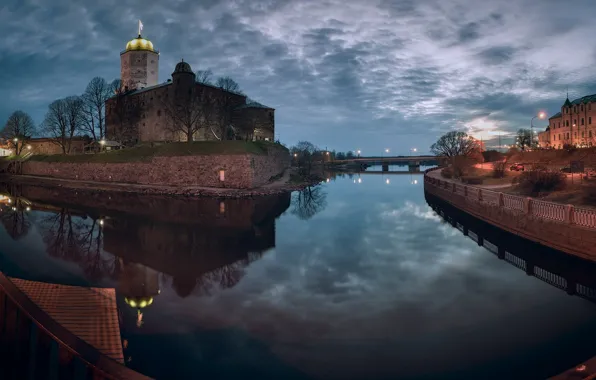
left=0, top=174, right=322, bottom=198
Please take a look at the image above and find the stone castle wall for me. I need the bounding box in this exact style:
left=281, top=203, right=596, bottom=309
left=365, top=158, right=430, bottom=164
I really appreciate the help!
left=22, top=149, right=289, bottom=189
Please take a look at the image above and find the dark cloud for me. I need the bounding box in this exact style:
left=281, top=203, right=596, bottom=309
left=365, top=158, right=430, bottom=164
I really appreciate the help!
left=476, top=46, right=517, bottom=65
left=457, top=22, right=480, bottom=43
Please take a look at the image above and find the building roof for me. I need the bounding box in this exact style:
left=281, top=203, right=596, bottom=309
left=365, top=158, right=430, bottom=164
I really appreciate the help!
left=124, top=35, right=157, bottom=53
left=173, top=60, right=193, bottom=75
left=121, top=79, right=247, bottom=98
left=549, top=112, right=562, bottom=119
left=569, top=93, right=596, bottom=105
left=234, top=101, right=274, bottom=110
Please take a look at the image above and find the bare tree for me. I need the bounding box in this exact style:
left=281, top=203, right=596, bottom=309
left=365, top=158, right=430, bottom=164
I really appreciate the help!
left=516, top=128, right=533, bottom=151
left=291, top=186, right=327, bottom=220
left=216, top=76, right=241, bottom=93
left=81, top=77, right=111, bottom=141
left=42, top=96, right=84, bottom=154
left=108, top=79, right=143, bottom=146
left=1, top=110, right=36, bottom=155
left=291, top=141, right=318, bottom=173
left=431, top=131, right=480, bottom=157
left=195, top=70, right=213, bottom=84
left=211, top=77, right=243, bottom=140
left=0, top=198, right=31, bottom=240
left=162, top=85, right=215, bottom=143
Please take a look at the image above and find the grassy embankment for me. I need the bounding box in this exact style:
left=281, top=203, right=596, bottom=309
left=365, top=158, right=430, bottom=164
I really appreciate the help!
left=25, top=141, right=287, bottom=164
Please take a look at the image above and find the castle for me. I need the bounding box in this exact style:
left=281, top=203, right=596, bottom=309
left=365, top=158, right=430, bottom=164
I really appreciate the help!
left=538, top=94, right=596, bottom=149
left=105, top=25, right=275, bottom=145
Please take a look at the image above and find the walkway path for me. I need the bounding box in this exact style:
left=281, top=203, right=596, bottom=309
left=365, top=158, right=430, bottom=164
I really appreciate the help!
left=426, top=169, right=513, bottom=190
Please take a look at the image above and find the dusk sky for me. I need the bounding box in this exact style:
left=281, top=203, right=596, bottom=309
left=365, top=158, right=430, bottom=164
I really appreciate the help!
left=2, top=0, right=596, bottom=155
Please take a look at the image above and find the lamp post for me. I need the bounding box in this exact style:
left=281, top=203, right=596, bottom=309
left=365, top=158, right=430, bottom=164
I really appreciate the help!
left=13, top=138, right=18, bottom=155
left=357, top=150, right=361, bottom=158
left=531, top=111, right=546, bottom=149
left=410, top=147, right=417, bottom=156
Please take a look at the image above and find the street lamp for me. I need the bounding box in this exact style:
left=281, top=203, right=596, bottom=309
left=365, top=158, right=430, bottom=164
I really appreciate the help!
left=357, top=150, right=361, bottom=157
left=531, top=111, right=546, bottom=148
left=410, top=147, right=417, bottom=156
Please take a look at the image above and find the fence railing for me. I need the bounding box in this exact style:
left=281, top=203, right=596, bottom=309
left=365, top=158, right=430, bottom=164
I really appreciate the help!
left=0, top=272, right=151, bottom=380
left=424, top=171, right=596, bottom=229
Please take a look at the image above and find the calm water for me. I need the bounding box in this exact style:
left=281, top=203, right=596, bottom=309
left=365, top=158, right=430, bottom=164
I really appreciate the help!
left=2, top=169, right=596, bottom=379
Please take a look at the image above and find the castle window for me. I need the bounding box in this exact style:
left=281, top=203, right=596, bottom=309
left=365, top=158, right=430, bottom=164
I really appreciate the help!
left=574, top=106, right=577, bottom=113
left=582, top=131, right=585, bottom=137
left=566, top=108, right=569, bottom=114
left=574, top=119, right=577, bottom=125
left=567, top=133, right=570, bottom=139
left=581, top=105, right=584, bottom=111
left=582, top=118, right=585, bottom=125
left=566, top=120, right=569, bottom=127
left=591, top=131, right=593, bottom=138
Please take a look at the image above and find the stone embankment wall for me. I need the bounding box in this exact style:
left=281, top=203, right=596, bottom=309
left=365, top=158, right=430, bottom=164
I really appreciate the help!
left=21, top=149, right=289, bottom=189
left=424, top=169, right=596, bottom=262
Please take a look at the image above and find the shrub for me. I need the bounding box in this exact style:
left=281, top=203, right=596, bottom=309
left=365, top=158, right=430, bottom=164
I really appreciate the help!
left=563, top=144, right=577, bottom=154
left=582, top=185, right=596, bottom=205
left=514, top=170, right=566, bottom=196
left=461, top=176, right=484, bottom=184
left=441, top=167, right=453, bottom=179
left=492, top=161, right=507, bottom=178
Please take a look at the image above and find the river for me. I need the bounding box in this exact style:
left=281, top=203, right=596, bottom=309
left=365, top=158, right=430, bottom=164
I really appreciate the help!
left=1, top=168, right=596, bottom=379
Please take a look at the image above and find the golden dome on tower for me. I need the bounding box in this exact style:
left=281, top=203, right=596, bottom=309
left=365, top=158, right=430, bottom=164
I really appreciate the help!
left=125, top=35, right=156, bottom=52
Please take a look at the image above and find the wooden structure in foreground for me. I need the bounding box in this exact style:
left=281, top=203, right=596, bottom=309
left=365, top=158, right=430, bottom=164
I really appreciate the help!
left=0, top=274, right=150, bottom=379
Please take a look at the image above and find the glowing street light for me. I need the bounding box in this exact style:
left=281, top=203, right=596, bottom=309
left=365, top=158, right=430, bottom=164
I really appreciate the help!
left=531, top=111, right=546, bottom=148
left=386, top=178, right=390, bottom=184
left=410, top=147, right=417, bottom=156
left=356, top=150, right=361, bottom=157
left=357, top=177, right=362, bottom=183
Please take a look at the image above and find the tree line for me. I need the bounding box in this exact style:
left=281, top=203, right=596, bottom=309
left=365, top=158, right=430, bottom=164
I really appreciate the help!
left=1, top=71, right=246, bottom=155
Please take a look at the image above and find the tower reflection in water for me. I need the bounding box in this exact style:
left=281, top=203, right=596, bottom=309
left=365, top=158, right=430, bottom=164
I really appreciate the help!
left=0, top=183, right=291, bottom=336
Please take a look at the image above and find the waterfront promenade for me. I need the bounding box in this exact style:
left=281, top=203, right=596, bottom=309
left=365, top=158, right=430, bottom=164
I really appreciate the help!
left=424, top=168, right=596, bottom=261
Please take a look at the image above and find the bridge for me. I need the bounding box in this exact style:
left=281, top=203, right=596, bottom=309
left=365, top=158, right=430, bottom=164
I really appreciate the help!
left=332, top=156, right=444, bottom=172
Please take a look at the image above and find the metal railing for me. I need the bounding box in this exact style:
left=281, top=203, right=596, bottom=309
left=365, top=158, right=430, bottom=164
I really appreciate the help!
left=424, top=168, right=596, bottom=229
left=0, top=272, right=151, bottom=379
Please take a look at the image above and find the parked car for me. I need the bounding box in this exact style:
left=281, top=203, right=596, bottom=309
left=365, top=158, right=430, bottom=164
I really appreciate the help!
left=510, top=163, right=524, bottom=171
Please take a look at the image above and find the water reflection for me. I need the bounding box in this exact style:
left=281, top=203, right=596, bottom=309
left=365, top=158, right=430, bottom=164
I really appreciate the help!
left=3, top=177, right=596, bottom=379
left=426, top=192, right=596, bottom=303
left=0, top=182, right=292, bottom=301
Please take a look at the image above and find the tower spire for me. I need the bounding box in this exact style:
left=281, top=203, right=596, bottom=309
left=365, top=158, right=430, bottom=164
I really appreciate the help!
left=138, top=20, right=143, bottom=37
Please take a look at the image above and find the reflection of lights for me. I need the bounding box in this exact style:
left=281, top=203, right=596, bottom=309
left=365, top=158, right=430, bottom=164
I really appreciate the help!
left=12, top=207, right=16, bottom=211
left=219, top=201, right=225, bottom=214
left=386, top=178, right=390, bottom=184
left=357, top=178, right=362, bottom=183
left=326, top=178, right=330, bottom=183
left=411, top=179, right=418, bottom=185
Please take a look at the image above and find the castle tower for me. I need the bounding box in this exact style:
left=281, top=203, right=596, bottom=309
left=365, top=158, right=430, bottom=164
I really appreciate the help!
left=120, top=20, right=159, bottom=90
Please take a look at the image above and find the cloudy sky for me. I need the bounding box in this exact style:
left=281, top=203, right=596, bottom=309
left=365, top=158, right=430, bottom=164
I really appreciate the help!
left=2, top=0, right=596, bottom=154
